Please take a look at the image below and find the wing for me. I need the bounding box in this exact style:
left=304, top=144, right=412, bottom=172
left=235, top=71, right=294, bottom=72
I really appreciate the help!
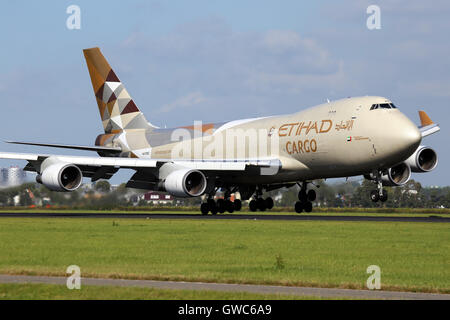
left=0, top=152, right=281, bottom=185
left=5, top=140, right=122, bottom=154
left=418, top=111, right=440, bottom=137
left=0, top=152, right=158, bottom=182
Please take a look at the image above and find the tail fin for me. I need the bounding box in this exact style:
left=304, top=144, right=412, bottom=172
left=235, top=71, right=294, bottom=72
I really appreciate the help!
left=83, top=47, right=156, bottom=133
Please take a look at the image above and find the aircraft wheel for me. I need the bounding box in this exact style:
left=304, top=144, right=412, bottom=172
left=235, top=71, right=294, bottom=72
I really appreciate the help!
left=226, top=200, right=235, bottom=213
left=370, top=190, right=379, bottom=202
left=298, top=190, right=307, bottom=202
left=295, top=201, right=304, bottom=213
left=249, top=199, right=258, bottom=212
left=380, top=189, right=388, bottom=202
left=307, top=190, right=316, bottom=202
left=207, top=199, right=216, bottom=209
left=257, top=198, right=266, bottom=211
left=217, top=199, right=226, bottom=213
left=208, top=200, right=218, bottom=215
left=304, top=201, right=313, bottom=213
left=265, top=197, right=274, bottom=210
left=200, top=203, right=209, bottom=215
left=234, top=199, right=242, bottom=211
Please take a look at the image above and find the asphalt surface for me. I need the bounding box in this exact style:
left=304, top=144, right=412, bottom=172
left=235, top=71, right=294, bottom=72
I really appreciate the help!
left=0, top=212, right=448, bottom=222
left=0, top=274, right=448, bottom=300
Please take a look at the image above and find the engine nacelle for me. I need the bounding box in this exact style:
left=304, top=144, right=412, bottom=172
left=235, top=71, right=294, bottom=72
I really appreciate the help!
left=164, top=169, right=207, bottom=198
left=381, top=162, right=411, bottom=187
left=37, top=162, right=83, bottom=192
left=405, top=145, right=438, bottom=172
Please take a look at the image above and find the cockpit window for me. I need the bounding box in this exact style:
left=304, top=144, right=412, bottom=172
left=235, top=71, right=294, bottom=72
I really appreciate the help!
left=370, top=103, right=397, bottom=110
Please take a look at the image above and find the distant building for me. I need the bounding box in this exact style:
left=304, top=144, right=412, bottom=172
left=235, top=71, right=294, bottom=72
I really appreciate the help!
left=0, top=166, right=27, bottom=188
left=142, top=192, right=174, bottom=204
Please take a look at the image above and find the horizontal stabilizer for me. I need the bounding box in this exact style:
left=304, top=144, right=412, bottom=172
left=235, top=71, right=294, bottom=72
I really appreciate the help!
left=4, top=141, right=122, bottom=153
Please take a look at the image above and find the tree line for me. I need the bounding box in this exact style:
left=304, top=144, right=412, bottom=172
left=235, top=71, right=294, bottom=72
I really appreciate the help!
left=0, top=179, right=448, bottom=209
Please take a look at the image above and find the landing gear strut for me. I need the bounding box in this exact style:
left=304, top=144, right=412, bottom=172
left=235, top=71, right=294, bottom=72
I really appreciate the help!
left=249, top=186, right=274, bottom=212
left=295, top=182, right=316, bottom=213
left=369, top=170, right=388, bottom=203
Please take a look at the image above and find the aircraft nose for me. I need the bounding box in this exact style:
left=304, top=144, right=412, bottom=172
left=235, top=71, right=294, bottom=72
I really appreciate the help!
left=403, top=123, right=422, bottom=147
left=394, top=114, right=422, bottom=155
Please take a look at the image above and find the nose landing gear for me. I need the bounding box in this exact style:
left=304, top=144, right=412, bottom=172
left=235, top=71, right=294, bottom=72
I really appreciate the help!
left=369, top=171, right=388, bottom=203
left=295, top=182, right=316, bottom=213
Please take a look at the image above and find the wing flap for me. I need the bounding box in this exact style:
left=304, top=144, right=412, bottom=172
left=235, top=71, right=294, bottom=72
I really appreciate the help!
left=420, top=124, right=440, bottom=137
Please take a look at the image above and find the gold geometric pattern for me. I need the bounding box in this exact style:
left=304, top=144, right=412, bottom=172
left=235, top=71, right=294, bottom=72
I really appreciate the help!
left=83, top=47, right=151, bottom=134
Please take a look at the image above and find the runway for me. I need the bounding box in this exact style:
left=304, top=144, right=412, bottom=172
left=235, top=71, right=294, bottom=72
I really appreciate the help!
left=0, top=274, right=448, bottom=300
left=0, top=212, right=448, bottom=222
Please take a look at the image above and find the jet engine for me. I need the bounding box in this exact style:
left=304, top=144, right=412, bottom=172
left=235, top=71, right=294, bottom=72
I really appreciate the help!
left=405, top=145, right=438, bottom=172
left=381, top=162, right=411, bottom=187
left=164, top=169, right=207, bottom=197
left=36, top=162, right=83, bottom=192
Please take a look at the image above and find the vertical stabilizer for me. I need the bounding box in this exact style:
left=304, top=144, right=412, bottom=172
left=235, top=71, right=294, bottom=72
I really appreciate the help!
left=83, top=47, right=156, bottom=133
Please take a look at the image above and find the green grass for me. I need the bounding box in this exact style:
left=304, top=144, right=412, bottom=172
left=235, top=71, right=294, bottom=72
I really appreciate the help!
left=0, top=218, right=448, bottom=294
left=0, top=283, right=331, bottom=300
left=0, top=208, right=448, bottom=218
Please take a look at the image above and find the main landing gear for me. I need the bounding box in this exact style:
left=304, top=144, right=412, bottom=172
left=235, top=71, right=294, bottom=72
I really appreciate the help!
left=369, top=170, right=388, bottom=203
left=200, top=189, right=242, bottom=215
left=249, top=187, right=274, bottom=212
left=294, top=182, right=316, bottom=213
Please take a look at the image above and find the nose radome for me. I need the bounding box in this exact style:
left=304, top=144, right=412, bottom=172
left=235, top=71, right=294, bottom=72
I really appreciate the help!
left=397, top=115, right=422, bottom=154
left=405, top=123, right=422, bottom=147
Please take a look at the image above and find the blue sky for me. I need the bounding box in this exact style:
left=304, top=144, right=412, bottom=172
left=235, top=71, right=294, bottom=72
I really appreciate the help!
left=0, top=0, right=448, bottom=186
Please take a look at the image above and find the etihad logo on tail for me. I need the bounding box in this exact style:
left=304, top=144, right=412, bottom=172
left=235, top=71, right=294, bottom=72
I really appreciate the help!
left=83, top=48, right=154, bottom=134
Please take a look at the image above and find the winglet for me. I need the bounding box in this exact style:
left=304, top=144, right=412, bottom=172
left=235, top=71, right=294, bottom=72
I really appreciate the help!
left=419, top=110, right=434, bottom=127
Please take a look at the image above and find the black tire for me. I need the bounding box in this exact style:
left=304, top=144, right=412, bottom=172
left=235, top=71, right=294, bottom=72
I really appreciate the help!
left=226, top=200, right=235, bottom=213
left=207, top=199, right=216, bottom=212
left=298, top=190, right=307, bottom=202
left=209, top=204, right=218, bottom=216
left=370, top=190, right=379, bottom=202
left=304, top=201, right=313, bottom=213
left=380, top=189, right=388, bottom=202
left=265, top=197, right=274, bottom=210
left=217, top=199, right=226, bottom=213
left=257, top=198, right=266, bottom=211
left=295, top=201, right=304, bottom=213
left=307, top=190, right=316, bottom=202
left=234, top=199, right=242, bottom=211
left=200, top=203, right=209, bottom=215
left=249, top=199, right=258, bottom=212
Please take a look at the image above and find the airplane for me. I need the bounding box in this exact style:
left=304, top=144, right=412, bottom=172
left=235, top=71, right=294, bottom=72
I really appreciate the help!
left=0, top=47, right=440, bottom=214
